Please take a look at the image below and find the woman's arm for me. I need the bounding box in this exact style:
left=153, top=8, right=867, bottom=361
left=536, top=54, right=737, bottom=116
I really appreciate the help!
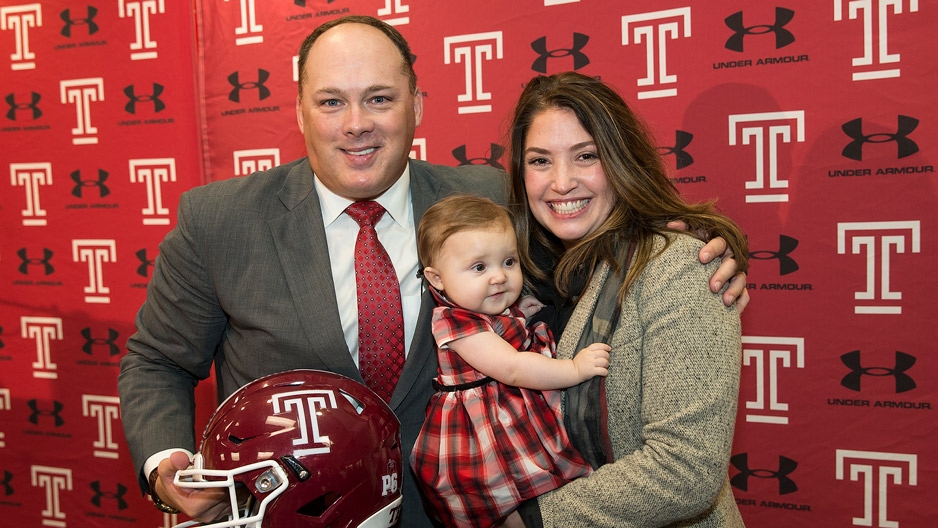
left=667, top=222, right=750, bottom=311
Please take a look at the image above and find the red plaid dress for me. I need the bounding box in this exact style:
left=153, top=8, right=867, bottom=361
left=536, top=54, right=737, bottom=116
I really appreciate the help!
left=410, top=291, right=592, bottom=528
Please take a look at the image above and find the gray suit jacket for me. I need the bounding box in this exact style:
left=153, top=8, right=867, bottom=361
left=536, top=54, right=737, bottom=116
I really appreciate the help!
left=118, top=158, right=508, bottom=527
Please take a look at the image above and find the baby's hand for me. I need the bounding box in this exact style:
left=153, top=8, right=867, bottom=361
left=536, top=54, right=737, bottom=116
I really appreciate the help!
left=517, top=295, right=546, bottom=319
left=572, top=343, right=611, bottom=381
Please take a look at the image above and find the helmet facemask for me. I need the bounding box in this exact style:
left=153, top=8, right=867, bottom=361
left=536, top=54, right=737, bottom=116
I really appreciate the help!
left=167, top=370, right=403, bottom=528
left=173, top=455, right=288, bottom=528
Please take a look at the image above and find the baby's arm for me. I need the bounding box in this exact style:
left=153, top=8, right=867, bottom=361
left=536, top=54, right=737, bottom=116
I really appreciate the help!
left=447, top=333, right=610, bottom=390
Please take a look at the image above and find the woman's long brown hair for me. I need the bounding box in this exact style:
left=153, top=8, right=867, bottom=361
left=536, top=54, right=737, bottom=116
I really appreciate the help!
left=507, top=72, right=748, bottom=302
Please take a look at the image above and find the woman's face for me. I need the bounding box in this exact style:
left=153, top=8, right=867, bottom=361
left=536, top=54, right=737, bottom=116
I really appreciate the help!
left=522, top=107, right=615, bottom=248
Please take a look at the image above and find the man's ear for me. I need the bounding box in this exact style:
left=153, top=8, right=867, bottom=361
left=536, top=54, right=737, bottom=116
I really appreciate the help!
left=295, top=95, right=305, bottom=134
left=413, top=87, right=424, bottom=127
left=423, top=266, right=444, bottom=291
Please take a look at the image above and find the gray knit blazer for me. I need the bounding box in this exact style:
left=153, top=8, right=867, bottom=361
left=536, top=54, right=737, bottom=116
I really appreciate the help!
left=536, top=234, right=746, bottom=527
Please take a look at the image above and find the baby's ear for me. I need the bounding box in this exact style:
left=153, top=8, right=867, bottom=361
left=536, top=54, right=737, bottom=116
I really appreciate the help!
left=423, top=266, right=444, bottom=291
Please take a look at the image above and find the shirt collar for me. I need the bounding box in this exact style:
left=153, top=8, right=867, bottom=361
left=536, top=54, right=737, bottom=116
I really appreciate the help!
left=315, top=163, right=412, bottom=228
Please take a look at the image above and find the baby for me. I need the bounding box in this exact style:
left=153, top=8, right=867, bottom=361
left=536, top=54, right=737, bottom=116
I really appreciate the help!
left=410, top=194, right=610, bottom=528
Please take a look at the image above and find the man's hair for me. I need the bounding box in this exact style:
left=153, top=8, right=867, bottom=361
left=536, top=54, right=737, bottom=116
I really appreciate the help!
left=297, top=15, right=418, bottom=96
left=417, top=195, right=514, bottom=267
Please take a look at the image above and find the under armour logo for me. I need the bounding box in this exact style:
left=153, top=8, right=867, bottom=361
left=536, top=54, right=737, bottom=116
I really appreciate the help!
left=27, top=399, right=65, bottom=427
left=657, top=130, right=694, bottom=169
left=123, top=83, right=165, bottom=114
left=71, top=169, right=110, bottom=198
left=749, top=235, right=799, bottom=275
left=81, top=328, right=120, bottom=356
left=842, top=115, right=919, bottom=161
left=451, top=144, right=505, bottom=170
left=730, top=453, right=798, bottom=494
left=61, top=7, right=99, bottom=37
left=841, top=350, right=916, bottom=393
left=5, top=92, right=42, bottom=120
left=135, top=248, right=155, bottom=277
left=17, top=248, right=54, bottom=275
left=228, top=70, right=270, bottom=102
left=1, top=471, right=12, bottom=496
left=90, top=481, right=128, bottom=510
left=725, top=7, right=795, bottom=52
left=531, top=33, right=590, bottom=74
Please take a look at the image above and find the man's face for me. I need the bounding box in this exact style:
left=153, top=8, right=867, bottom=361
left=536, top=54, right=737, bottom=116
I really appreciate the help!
left=296, top=23, right=423, bottom=200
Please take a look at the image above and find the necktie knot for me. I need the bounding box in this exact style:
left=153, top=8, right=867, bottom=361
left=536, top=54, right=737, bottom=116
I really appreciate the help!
left=346, top=201, right=386, bottom=228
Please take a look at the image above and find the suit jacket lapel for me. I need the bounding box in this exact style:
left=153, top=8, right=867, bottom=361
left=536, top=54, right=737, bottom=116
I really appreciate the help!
left=389, top=160, right=445, bottom=407
left=409, top=160, right=445, bottom=229
left=266, top=160, right=451, bottom=406
left=268, top=161, right=361, bottom=380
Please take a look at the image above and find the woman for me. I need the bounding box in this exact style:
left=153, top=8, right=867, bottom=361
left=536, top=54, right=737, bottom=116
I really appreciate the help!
left=507, top=72, right=748, bottom=527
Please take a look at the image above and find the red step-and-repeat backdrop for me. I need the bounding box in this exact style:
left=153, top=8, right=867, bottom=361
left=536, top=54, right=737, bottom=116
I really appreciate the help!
left=2, top=1, right=935, bottom=526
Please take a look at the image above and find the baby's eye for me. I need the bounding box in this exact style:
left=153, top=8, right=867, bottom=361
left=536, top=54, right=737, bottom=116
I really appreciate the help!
left=471, top=263, right=486, bottom=272
left=503, top=257, right=516, bottom=267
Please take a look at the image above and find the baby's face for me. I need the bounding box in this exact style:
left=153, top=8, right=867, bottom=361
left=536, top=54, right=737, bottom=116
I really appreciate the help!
left=426, top=226, right=523, bottom=315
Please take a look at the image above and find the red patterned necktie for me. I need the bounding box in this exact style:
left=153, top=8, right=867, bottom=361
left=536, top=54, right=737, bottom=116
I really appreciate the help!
left=346, top=201, right=405, bottom=403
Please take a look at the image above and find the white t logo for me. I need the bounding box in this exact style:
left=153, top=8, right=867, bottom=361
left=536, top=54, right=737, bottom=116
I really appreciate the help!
left=621, top=7, right=692, bottom=99
left=834, top=0, right=920, bottom=80
left=741, top=336, right=805, bottom=424
left=836, top=450, right=917, bottom=527
left=729, top=111, right=805, bottom=203
left=444, top=31, right=504, bottom=114
left=837, top=221, right=920, bottom=314
left=1, top=3, right=42, bottom=70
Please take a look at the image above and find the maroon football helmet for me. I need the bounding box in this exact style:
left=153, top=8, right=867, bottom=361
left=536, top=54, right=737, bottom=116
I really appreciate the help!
left=173, top=369, right=402, bottom=528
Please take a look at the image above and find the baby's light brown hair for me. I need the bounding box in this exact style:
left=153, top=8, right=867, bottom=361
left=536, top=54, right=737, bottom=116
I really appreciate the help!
left=417, top=195, right=515, bottom=267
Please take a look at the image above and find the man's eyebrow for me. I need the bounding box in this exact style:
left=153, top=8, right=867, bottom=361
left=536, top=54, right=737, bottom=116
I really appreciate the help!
left=313, top=85, right=397, bottom=97
left=366, top=84, right=396, bottom=93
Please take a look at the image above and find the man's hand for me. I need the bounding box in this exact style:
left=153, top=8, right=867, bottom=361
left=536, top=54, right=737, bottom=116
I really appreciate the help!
left=697, top=236, right=749, bottom=312
left=668, top=221, right=750, bottom=312
left=155, top=451, right=229, bottom=522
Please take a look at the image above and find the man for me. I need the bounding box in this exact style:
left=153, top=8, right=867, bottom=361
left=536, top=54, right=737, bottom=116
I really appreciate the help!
left=118, top=15, right=747, bottom=527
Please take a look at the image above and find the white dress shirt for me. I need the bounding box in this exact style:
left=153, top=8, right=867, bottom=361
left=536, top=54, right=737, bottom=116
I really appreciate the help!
left=315, top=167, right=422, bottom=366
